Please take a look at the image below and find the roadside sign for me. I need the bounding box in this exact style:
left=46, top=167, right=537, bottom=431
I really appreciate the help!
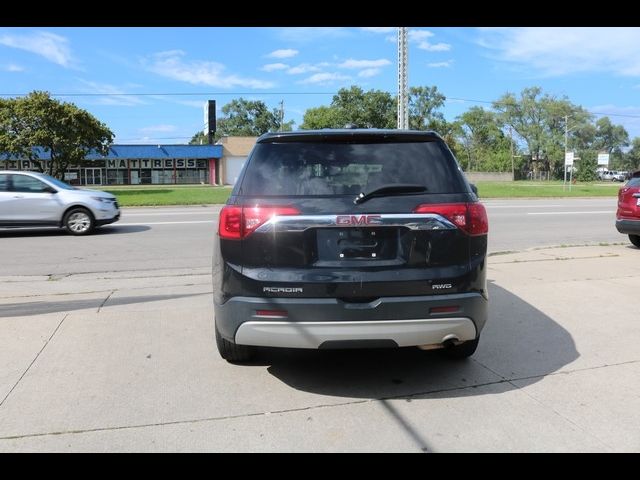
left=564, top=152, right=574, bottom=166
left=597, top=153, right=610, bottom=166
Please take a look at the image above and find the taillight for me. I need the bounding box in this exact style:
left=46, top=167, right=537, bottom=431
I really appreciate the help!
left=219, top=206, right=243, bottom=240
left=218, top=205, right=300, bottom=240
left=413, top=202, right=488, bottom=236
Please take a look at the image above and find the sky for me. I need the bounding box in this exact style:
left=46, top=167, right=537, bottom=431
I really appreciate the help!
left=2, top=26, right=640, bottom=144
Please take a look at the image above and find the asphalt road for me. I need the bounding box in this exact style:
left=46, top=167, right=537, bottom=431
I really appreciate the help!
left=1, top=197, right=638, bottom=452
left=0, top=197, right=623, bottom=276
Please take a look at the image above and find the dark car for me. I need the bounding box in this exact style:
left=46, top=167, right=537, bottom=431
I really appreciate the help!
left=212, top=129, right=489, bottom=362
left=616, top=170, right=640, bottom=248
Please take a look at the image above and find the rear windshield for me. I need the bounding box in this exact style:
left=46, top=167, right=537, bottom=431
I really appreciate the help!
left=239, top=140, right=465, bottom=196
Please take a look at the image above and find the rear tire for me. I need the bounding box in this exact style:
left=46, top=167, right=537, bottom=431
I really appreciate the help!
left=63, top=207, right=95, bottom=235
left=630, top=235, right=640, bottom=248
left=441, top=337, right=480, bottom=359
left=215, top=324, right=253, bottom=363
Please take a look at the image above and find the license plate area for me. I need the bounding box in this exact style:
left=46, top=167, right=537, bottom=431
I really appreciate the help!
left=316, top=227, right=398, bottom=262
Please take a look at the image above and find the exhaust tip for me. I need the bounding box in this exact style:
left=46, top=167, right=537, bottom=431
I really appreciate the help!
left=442, top=334, right=461, bottom=348
left=418, top=334, right=461, bottom=351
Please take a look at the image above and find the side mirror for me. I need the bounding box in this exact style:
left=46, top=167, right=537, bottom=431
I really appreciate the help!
left=44, top=186, right=58, bottom=194
left=470, top=183, right=479, bottom=196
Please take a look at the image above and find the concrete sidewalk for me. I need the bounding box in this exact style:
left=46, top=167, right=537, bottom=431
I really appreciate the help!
left=0, top=244, right=638, bottom=452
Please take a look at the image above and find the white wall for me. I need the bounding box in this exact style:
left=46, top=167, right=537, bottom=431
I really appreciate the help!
left=224, top=156, right=248, bottom=185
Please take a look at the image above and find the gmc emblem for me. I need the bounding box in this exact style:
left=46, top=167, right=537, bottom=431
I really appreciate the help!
left=336, top=215, right=382, bottom=225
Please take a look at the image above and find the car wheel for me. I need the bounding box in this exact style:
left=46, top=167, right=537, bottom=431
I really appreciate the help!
left=63, top=207, right=95, bottom=235
left=630, top=235, right=640, bottom=248
left=440, top=337, right=480, bottom=359
left=215, top=323, right=253, bottom=363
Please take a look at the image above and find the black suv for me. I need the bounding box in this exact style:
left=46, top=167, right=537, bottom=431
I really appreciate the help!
left=213, top=129, right=488, bottom=362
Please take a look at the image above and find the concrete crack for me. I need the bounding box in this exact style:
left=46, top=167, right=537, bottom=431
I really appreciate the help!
left=0, top=314, right=68, bottom=408
left=97, top=291, right=115, bottom=313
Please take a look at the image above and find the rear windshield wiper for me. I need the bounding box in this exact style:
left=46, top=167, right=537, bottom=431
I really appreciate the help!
left=354, top=184, right=428, bottom=204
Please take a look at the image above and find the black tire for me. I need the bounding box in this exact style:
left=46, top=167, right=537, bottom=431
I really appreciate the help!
left=215, top=324, right=253, bottom=363
left=63, top=207, right=95, bottom=235
left=630, top=235, right=640, bottom=248
left=441, top=337, right=480, bottom=359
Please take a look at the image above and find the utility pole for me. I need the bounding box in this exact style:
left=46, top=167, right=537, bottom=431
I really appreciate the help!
left=397, top=27, right=409, bottom=130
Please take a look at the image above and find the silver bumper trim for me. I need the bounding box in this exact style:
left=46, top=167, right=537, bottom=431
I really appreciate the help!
left=235, top=317, right=477, bottom=349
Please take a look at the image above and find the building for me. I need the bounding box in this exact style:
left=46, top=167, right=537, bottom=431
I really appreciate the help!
left=217, top=136, right=257, bottom=185
left=1, top=144, right=223, bottom=186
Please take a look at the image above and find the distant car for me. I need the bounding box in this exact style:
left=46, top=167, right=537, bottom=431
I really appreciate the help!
left=601, top=171, right=616, bottom=181
left=612, top=171, right=627, bottom=182
left=0, top=171, right=120, bottom=235
left=616, top=170, right=640, bottom=248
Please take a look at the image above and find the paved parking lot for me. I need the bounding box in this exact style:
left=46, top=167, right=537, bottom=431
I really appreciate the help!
left=0, top=200, right=636, bottom=451
left=0, top=223, right=638, bottom=451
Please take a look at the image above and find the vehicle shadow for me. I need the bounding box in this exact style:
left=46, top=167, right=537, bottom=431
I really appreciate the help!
left=255, top=281, right=579, bottom=400
left=0, top=225, right=150, bottom=237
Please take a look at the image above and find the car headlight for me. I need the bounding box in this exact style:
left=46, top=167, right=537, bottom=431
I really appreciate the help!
left=92, top=196, right=111, bottom=203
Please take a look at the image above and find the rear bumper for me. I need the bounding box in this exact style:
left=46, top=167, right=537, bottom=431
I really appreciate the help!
left=214, top=292, right=487, bottom=349
left=616, top=219, right=640, bottom=235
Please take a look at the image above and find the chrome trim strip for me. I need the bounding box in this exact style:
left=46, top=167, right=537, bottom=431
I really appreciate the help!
left=255, top=213, right=457, bottom=233
left=235, top=317, right=477, bottom=349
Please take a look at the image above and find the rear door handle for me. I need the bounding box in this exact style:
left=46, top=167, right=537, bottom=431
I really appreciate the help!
left=12, top=195, right=24, bottom=198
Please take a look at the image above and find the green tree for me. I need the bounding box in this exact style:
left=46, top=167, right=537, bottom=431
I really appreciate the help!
left=575, top=151, right=598, bottom=182
left=493, top=87, right=592, bottom=179
left=299, top=106, right=344, bottom=129
left=189, top=131, right=209, bottom=145
left=0, top=91, right=113, bottom=179
left=191, top=98, right=294, bottom=143
left=301, top=86, right=396, bottom=129
left=624, top=137, right=640, bottom=172
left=456, top=106, right=512, bottom=172
left=218, top=98, right=294, bottom=137
left=592, top=117, right=629, bottom=169
left=408, top=85, right=446, bottom=131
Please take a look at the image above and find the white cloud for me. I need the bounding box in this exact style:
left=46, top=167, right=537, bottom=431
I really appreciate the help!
left=287, top=63, right=324, bottom=75
left=427, top=60, right=453, bottom=68
left=360, top=27, right=396, bottom=34
left=477, top=27, right=640, bottom=77
left=144, top=50, right=274, bottom=89
left=358, top=68, right=382, bottom=78
left=3, top=64, right=25, bottom=72
left=339, top=58, right=391, bottom=69
left=261, top=62, right=289, bottom=72
left=0, top=30, right=76, bottom=68
left=299, top=72, right=351, bottom=85
left=385, top=35, right=397, bottom=43
left=408, top=30, right=434, bottom=42
left=266, top=48, right=299, bottom=59
left=175, top=100, right=209, bottom=108
left=77, top=80, right=145, bottom=106
left=140, top=124, right=178, bottom=134
left=418, top=41, right=451, bottom=52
